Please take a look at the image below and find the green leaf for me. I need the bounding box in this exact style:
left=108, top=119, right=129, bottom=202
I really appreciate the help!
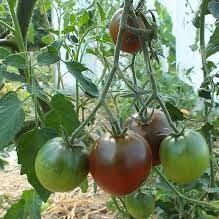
left=80, top=177, right=88, bottom=193
left=65, top=61, right=99, bottom=97
left=41, top=35, right=54, bottom=45
left=201, top=122, right=213, bottom=140
left=97, top=2, right=106, bottom=22
left=45, top=94, right=80, bottom=135
left=0, top=5, right=6, bottom=18
left=3, top=71, right=25, bottom=83
left=37, top=52, right=60, bottom=65
left=206, top=23, right=219, bottom=58
left=208, top=0, right=219, bottom=18
left=0, top=69, right=3, bottom=87
left=0, top=47, right=11, bottom=59
left=79, top=11, right=89, bottom=26
left=0, top=92, right=25, bottom=150
left=199, top=0, right=211, bottom=15
left=3, top=54, right=27, bottom=69
left=204, top=187, right=219, bottom=193
left=198, top=88, right=211, bottom=99
left=165, top=102, right=185, bottom=122
left=17, top=128, right=57, bottom=201
left=4, top=190, right=42, bottom=219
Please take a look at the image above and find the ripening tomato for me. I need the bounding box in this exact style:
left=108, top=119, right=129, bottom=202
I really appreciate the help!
left=159, top=129, right=209, bottom=184
left=89, top=131, right=152, bottom=196
left=35, top=137, right=89, bottom=192
left=109, top=8, right=145, bottom=53
left=127, top=109, right=172, bottom=166
left=125, top=192, right=155, bottom=219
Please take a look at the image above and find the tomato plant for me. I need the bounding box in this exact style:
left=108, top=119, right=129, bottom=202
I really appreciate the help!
left=89, top=131, right=152, bottom=196
left=125, top=191, right=155, bottom=219
left=0, top=0, right=219, bottom=218
left=159, top=129, right=210, bottom=184
left=110, top=8, right=145, bottom=53
left=35, top=137, right=89, bottom=192
left=127, top=109, right=172, bottom=166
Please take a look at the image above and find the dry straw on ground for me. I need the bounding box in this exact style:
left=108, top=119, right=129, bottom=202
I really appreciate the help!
left=0, top=163, right=117, bottom=219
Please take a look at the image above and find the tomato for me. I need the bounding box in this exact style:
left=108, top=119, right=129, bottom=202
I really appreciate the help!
left=125, top=192, right=155, bottom=219
left=127, top=109, right=172, bottom=166
left=89, top=131, right=152, bottom=196
left=109, top=8, right=145, bottom=53
left=159, top=129, right=209, bottom=184
left=35, top=137, right=89, bottom=192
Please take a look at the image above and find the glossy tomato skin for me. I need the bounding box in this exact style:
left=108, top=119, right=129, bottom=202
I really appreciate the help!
left=128, top=109, right=172, bottom=166
left=160, top=129, right=209, bottom=184
left=125, top=192, right=155, bottom=219
left=89, top=131, right=152, bottom=196
left=110, top=9, right=143, bottom=53
left=35, top=137, right=89, bottom=192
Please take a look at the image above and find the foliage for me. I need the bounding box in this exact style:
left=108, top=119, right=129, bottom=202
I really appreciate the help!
left=0, top=0, right=218, bottom=218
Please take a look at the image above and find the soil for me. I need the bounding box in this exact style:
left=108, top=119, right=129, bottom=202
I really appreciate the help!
left=0, top=156, right=118, bottom=219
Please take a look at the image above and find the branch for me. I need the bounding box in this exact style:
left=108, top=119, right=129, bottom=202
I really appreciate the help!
left=128, top=4, right=179, bottom=134
left=155, top=167, right=219, bottom=211
left=70, top=0, right=131, bottom=143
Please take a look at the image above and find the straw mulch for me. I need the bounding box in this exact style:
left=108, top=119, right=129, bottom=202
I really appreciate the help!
left=0, top=165, right=117, bottom=219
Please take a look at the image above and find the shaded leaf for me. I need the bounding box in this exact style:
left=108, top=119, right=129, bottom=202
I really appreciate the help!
left=80, top=177, right=88, bottom=193
left=3, top=71, right=25, bottom=83
left=208, top=0, right=219, bottom=18
left=0, top=92, right=25, bottom=150
left=37, top=52, right=60, bottom=65
left=17, top=128, right=57, bottom=201
left=198, top=88, right=211, bottom=99
left=3, top=54, right=27, bottom=69
left=45, top=94, right=80, bottom=135
left=206, top=23, right=219, bottom=58
left=0, top=69, right=3, bottom=86
left=165, top=102, right=185, bottom=121
left=4, top=190, right=42, bottom=219
left=0, top=47, right=11, bottom=59
left=65, top=61, right=99, bottom=97
left=97, top=2, right=106, bottom=22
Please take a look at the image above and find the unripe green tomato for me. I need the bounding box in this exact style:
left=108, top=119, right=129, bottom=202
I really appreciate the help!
left=159, top=129, right=209, bottom=184
left=35, top=137, right=89, bottom=192
left=125, top=192, right=155, bottom=219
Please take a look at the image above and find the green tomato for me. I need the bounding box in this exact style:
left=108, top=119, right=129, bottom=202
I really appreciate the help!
left=35, top=137, right=89, bottom=192
left=159, top=129, right=209, bottom=184
left=125, top=192, right=155, bottom=219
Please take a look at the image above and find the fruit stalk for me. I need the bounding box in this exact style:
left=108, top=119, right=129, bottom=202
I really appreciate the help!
left=70, top=0, right=131, bottom=143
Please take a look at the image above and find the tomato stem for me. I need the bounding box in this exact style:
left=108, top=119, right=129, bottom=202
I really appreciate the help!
left=199, top=0, right=215, bottom=189
left=70, top=0, right=130, bottom=143
left=154, top=167, right=219, bottom=211
left=103, top=101, right=123, bottom=136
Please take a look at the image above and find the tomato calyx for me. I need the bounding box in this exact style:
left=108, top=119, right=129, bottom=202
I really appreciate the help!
left=60, top=125, right=86, bottom=150
left=170, top=124, right=188, bottom=138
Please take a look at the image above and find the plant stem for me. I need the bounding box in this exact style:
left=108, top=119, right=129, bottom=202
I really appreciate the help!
left=154, top=167, right=219, bottom=211
left=0, top=19, right=15, bottom=33
left=131, top=55, right=137, bottom=87
left=128, top=5, right=179, bottom=134
left=6, top=0, right=25, bottom=52
left=111, top=196, right=125, bottom=214
left=103, top=101, right=122, bottom=135
left=70, top=0, right=130, bottom=143
left=199, top=1, right=215, bottom=188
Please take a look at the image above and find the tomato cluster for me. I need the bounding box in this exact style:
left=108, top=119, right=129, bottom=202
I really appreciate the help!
left=34, top=9, right=210, bottom=219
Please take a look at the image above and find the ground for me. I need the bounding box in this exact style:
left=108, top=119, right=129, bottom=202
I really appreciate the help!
left=0, top=154, right=117, bottom=219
